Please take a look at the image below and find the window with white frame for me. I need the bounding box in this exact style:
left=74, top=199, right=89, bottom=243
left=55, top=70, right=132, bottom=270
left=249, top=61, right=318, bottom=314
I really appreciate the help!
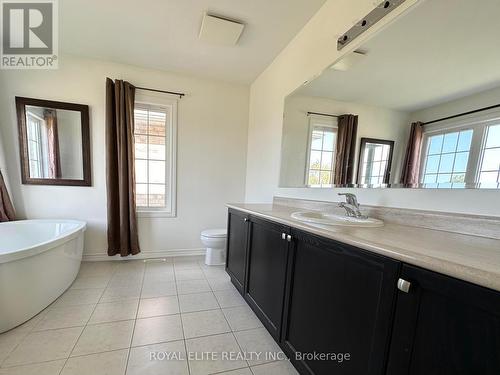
left=305, top=115, right=337, bottom=187
left=26, top=112, right=47, bottom=178
left=419, top=110, right=500, bottom=188
left=478, top=124, right=500, bottom=185
left=134, top=97, right=177, bottom=216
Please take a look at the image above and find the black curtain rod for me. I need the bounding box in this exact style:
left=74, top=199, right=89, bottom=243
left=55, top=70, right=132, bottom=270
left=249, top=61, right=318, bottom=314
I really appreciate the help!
left=423, top=103, right=500, bottom=126
left=307, top=111, right=339, bottom=118
left=135, top=86, right=185, bottom=98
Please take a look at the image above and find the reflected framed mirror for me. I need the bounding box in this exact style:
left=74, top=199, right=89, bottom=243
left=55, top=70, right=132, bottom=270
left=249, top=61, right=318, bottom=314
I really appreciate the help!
left=16, top=97, right=91, bottom=186
left=357, top=138, right=394, bottom=185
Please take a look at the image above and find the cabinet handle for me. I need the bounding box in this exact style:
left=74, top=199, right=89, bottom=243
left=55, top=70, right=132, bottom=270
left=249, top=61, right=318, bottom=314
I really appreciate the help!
left=397, top=278, right=411, bottom=293
left=286, top=234, right=292, bottom=242
left=281, top=233, right=286, bottom=240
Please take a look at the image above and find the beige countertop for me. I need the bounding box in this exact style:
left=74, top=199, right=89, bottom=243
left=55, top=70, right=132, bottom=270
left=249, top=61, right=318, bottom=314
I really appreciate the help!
left=227, top=203, right=500, bottom=292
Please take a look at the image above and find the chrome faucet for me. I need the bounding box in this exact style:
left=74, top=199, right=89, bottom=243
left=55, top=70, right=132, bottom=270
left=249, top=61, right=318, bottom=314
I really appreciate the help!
left=338, top=193, right=366, bottom=219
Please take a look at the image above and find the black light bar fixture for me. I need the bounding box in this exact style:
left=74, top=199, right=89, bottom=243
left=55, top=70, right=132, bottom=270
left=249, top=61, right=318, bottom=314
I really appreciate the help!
left=337, top=0, right=407, bottom=51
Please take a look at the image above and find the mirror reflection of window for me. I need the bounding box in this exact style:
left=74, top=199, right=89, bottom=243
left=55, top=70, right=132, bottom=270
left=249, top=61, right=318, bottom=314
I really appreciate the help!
left=26, top=112, right=45, bottom=178
left=479, top=124, right=500, bottom=185
left=358, top=138, right=394, bottom=185
left=419, top=115, right=500, bottom=188
left=421, top=129, right=472, bottom=188
left=305, top=116, right=337, bottom=187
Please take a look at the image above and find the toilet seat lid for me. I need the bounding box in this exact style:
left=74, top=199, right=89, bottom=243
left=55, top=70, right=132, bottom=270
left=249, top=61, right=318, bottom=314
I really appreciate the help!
left=201, top=229, right=227, bottom=238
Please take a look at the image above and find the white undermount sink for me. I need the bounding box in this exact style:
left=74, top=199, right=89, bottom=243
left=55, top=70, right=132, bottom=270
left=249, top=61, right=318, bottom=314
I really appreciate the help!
left=291, top=211, right=384, bottom=227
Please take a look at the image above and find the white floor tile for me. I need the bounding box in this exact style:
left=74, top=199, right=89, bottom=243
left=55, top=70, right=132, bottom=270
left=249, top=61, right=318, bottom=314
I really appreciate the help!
left=0, top=327, right=30, bottom=364
left=54, top=289, right=104, bottom=307
left=61, top=349, right=128, bottom=375
left=101, top=287, right=141, bottom=303
left=132, top=315, right=183, bottom=347
left=181, top=309, right=230, bottom=339
left=176, top=279, right=211, bottom=295
left=71, top=276, right=111, bottom=290
left=250, top=360, right=299, bottom=375
left=217, top=368, right=252, bottom=375
left=71, top=320, right=134, bottom=356
left=34, top=304, right=95, bottom=331
left=186, top=333, right=247, bottom=375
left=207, top=277, right=234, bottom=291
left=137, top=296, right=180, bottom=318
left=214, top=289, right=246, bottom=308
left=0, top=359, right=65, bottom=375
left=178, top=292, right=219, bottom=313
left=141, top=281, right=177, bottom=298
left=174, top=269, right=205, bottom=281
left=127, top=340, right=188, bottom=375
left=3, top=326, right=83, bottom=367
left=89, top=300, right=139, bottom=324
left=234, top=328, right=284, bottom=366
left=222, top=306, right=263, bottom=332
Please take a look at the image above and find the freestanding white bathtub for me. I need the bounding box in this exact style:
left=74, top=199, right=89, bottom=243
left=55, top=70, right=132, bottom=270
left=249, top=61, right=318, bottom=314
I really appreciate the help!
left=0, top=220, right=86, bottom=333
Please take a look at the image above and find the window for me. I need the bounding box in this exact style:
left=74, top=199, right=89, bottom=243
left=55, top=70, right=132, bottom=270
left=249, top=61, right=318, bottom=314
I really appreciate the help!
left=305, top=116, right=337, bottom=187
left=421, top=129, right=472, bottom=187
left=26, top=112, right=47, bottom=178
left=357, top=138, right=394, bottom=185
left=478, top=124, right=500, bottom=186
left=419, top=110, right=500, bottom=188
left=134, top=97, right=177, bottom=217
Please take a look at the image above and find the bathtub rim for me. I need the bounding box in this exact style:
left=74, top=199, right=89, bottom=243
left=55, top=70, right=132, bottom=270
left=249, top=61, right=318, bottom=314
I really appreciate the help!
left=0, top=219, right=87, bottom=264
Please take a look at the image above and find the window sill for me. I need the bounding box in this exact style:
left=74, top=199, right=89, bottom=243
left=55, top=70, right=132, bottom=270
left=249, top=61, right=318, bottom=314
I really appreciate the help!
left=137, top=210, right=176, bottom=218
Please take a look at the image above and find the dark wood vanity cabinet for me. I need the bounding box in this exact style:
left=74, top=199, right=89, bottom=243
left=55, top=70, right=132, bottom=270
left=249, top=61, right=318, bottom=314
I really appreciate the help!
left=245, top=217, right=291, bottom=340
left=225, top=209, right=250, bottom=293
left=225, top=208, right=500, bottom=375
left=386, top=264, right=500, bottom=375
left=282, top=229, right=400, bottom=375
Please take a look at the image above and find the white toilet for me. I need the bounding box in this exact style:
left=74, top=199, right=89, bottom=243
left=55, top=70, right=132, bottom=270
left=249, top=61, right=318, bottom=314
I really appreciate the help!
left=201, top=229, right=227, bottom=266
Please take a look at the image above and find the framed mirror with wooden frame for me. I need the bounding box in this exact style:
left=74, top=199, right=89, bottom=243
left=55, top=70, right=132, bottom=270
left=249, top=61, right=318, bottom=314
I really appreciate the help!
left=357, top=138, right=394, bottom=185
left=16, top=97, right=92, bottom=186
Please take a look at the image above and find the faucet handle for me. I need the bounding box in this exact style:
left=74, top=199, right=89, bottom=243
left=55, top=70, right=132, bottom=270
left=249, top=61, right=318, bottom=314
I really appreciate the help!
left=338, top=193, right=359, bottom=207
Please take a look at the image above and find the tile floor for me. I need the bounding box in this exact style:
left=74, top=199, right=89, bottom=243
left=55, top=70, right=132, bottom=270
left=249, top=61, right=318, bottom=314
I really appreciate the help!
left=0, top=256, right=298, bottom=375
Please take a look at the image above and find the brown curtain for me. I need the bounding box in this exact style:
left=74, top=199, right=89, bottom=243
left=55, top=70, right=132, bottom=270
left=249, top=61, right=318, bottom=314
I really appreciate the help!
left=43, top=109, right=62, bottom=178
left=0, top=170, right=15, bottom=222
left=400, top=121, right=424, bottom=186
left=105, top=78, right=140, bottom=256
left=334, top=114, right=358, bottom=185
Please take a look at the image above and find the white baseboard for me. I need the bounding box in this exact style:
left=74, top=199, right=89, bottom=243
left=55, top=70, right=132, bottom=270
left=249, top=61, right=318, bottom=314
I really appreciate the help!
left=82, top=248, right=206, bottom=262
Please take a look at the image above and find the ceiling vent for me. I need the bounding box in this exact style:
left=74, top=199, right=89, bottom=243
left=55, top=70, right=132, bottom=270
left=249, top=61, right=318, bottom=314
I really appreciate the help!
left=199, top=13, right=245, bottom=46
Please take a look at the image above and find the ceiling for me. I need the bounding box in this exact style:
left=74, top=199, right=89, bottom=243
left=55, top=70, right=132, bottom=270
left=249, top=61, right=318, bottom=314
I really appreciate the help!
left=60, top=0, right=327, bottom=84
left=296, top=0, right=500, bottom=112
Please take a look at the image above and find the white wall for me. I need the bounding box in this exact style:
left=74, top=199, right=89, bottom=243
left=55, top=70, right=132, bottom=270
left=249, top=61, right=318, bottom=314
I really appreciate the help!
left=0, top=55, right=249, bottom=257
left=280, top=94, right=410, bottom=186
left=411, top=86, right=500, bottom=123
left=245, top=0, right=500, bottom=217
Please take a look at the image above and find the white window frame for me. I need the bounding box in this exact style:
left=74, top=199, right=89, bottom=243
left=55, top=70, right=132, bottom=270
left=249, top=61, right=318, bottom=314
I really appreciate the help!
left=304, top=115, right=338, bottom=187
left=419, top=108, right=500, bottom=187
left=134, top=93, right=177, bottom=218
left=26, top=111, right=47, bottom=178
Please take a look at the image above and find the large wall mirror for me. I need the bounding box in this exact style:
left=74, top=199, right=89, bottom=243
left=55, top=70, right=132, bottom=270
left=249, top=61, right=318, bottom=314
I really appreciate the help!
left=279, top=0, right=500, bottom=189
left=16, top=97, right=91, bottom=186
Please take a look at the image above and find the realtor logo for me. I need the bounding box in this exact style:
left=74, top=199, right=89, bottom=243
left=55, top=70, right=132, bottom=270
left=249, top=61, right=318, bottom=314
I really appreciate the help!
left=1, top=0, right=58, bottom=69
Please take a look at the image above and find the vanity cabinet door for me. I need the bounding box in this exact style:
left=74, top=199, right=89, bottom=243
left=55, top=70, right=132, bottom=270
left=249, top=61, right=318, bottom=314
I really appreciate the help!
left=282, top=229, right=400, bottom=375
left=226, top=209, right=249, bottom=294
left=386, top=264, right=500, bottom=375
left=245, top=216, right=291, bottom=340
